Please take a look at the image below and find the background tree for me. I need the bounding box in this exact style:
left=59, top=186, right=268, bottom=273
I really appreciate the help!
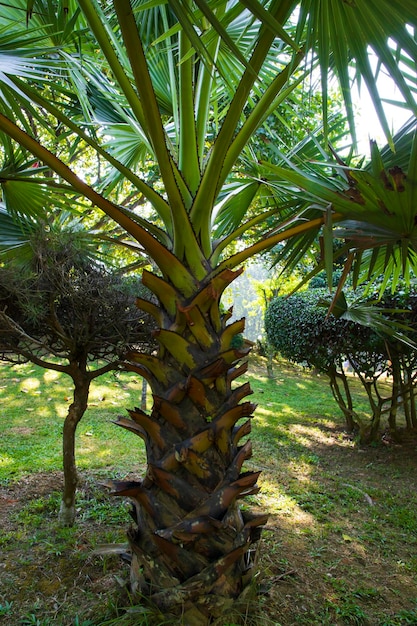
left=265, top=286, right=417, bottom=443
left=0, top=1, right=416, bottom=621
left=378, top=289, right=417, bottom=436
left=0, top=214, right=154, bottom=525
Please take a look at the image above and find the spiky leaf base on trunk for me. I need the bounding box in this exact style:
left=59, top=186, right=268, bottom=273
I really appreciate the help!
left=109, top=268, right=266, bottom=622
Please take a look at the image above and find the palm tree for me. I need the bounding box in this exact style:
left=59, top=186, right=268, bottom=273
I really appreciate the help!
left=0, top=1, right=416, bottom=621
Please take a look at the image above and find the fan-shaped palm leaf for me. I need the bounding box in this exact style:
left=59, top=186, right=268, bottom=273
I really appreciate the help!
left=295, top=0, right=417, bottom=146
left=261, top=128, right=417, bottom=293
left=319, top=290, right=417, bottom=350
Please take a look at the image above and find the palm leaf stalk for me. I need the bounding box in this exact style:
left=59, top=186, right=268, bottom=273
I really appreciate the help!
left=0, top=0, right=417, bottom=621
left=262, top=130, right=417, bottom=295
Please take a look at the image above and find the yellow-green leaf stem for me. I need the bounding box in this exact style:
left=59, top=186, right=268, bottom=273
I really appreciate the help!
left=0, top=112, right=197, bottom=294
left=141, top=271, right=180, bottom=317
left=211, top=205, right=282, bottom=266
left=114, top=0, right=181, bottom=194
left=170, top=303, right=212, bottom=347
left=217, top=49, right=305, bottom=194
left=135, top=297, right=164, bottom=326
left=114, top=0, right=208, bottom=278
left=78, top=0, right=148, bottom=134
left=160, top=5, right=180, bottom=148
left=190, top=0, right=297, bottom=248
left=125, top=353, right=177, bottom=387
left=213, top=215, right=337, bottom=277
left=194, top=36, right=221, bottom=167
left=153, top=329, right=197, bottom=370
left=220, top=319, right=245, bottom=352
left=323, top=206, right=334, bottom=290
left=178, top=28, right=200, bottom=195
left=10, top=77, right=173, bottom=230
left=192, top=0, right=251, bottom=72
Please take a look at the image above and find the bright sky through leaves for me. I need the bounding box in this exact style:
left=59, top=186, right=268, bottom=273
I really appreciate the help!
left=354, top=49, right=416, bottom=156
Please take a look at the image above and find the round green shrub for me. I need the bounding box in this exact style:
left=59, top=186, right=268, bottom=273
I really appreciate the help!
left=264, top=289, right=385, bottom=376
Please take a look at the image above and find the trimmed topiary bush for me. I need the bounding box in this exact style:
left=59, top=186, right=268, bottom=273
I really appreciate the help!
left=265, top=287, right=417, bottom=442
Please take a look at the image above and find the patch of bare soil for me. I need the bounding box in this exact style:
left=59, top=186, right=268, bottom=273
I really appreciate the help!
left=0, top=472, right=62, bottom=526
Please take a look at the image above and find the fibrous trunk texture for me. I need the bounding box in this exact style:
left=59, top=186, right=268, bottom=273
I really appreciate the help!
left=109, top=269, right=266, bottom=623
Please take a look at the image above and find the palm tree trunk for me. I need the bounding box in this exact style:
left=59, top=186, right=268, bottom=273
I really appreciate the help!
left=59, top=370, right=90, bottom=526
left=111, top=269, right=266, bottom=623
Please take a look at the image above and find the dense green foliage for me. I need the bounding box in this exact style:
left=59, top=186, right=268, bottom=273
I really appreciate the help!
left=0, top=226, right=152, bottom=365
left=265, top=289, right=383, bottom=373
left=265, top=287, right=417, bottom=442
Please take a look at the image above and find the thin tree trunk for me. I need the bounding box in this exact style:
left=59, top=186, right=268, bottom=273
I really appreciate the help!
left=59, top=371, right=90, bottom=526
left=328, top=367, right=359, bottom=433
left=402, top=364, right=417, bottom=430
left=388, top=357, right=401, bottom=435
left=401, top=379, right=412, bottom=430
left=344, top=352, right=388, bottom=443
left=141, top=378, right=147, bottom=411
left=364, top=392, right=382, bottom=443
left=410, top=378, right=417, bottom=428
left=266, top=352, right=274, bottom=378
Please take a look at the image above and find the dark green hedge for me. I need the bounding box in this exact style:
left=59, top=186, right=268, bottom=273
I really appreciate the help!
left=264, top=289, right=385, bottom=376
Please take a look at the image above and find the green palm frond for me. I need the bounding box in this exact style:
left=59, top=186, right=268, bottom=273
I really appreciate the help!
left=0, top=203, right=34, bottom=259
left=368, top=117, right=417, bottom=171
left=261, top=126, right=417, bottom=294
left=0, top=0, right=416, bottom=281
left=296, top=0, right=417, bottom=146
left=213, top=180, right=261, bottom=238
left=0, top=50, right=55, bottom=106
left=0, top=137, right=81, bottom=217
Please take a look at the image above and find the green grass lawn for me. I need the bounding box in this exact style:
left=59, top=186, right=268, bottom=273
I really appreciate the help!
left=0, top=356, right=417, bottom=626
left=0, top=365, right=148, bottom=480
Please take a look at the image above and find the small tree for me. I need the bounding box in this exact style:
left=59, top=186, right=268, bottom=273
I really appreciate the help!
left=264, top=289, right=405, bottom=442
left=0, top=226, right=154, bottom=525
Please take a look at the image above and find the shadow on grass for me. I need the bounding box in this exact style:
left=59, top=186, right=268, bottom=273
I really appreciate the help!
left=242, top=363, right=417, bottom=625
left=0, top=363, right=147, bottom=481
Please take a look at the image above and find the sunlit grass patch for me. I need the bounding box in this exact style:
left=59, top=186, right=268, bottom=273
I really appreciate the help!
left=0, top=362, right=147, bottom=481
